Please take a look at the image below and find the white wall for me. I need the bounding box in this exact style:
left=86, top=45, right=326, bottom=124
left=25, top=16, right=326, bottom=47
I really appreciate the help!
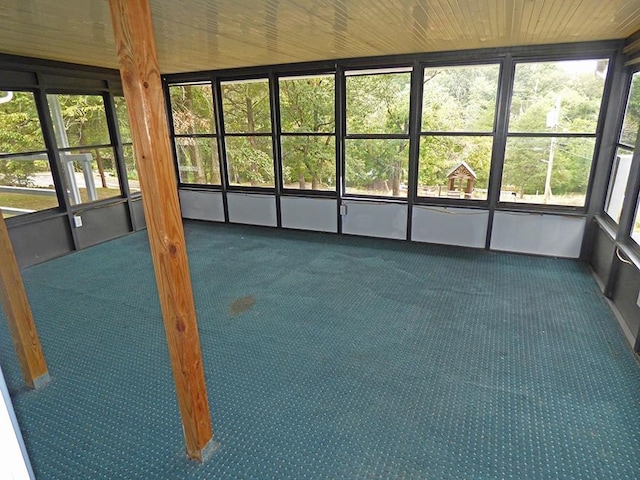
left=179, top=190, right=225, bottom=222
left=227, top=192, right=277, bottom=227
left=0, top=366, right=34, bottom=480
left=281, top=197, right=337, bottom=232
left=490, top=211, right=586, bottom=258
left=341, top=200, right=407, bottom=240
left=412, top=205, right=488, bottom=248
left=179, top=190, right=593, bottom=258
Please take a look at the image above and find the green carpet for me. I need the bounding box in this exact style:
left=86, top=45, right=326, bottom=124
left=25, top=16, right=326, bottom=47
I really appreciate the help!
left=1, top=221, right=639, bottom=479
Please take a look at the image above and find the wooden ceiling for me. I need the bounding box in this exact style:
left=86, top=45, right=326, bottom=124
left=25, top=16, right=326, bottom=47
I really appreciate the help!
left=1, top=0, right=640, bottom=74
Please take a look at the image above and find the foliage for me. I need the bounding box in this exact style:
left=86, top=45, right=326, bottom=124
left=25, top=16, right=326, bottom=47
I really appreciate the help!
left=346, top=72, right=411, bottom=196
left=0, top=60, right=612, bottom=208
left=280, top=75, right=335, bottom=189
left=620, top=73, right=640, bottom=146
left=503, top=60, right=607, bottom=201
left=0, top=91, right=48, bottom=186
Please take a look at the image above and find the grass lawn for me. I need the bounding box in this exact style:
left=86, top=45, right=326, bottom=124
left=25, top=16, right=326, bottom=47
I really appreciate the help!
left=1, top=187, right=123, bottom=218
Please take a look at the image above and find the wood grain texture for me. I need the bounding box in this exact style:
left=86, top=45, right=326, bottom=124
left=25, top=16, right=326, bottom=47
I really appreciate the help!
left=0, top=214, right=48, bottom=389
left=1, top=0, right=640, bottom=73
left=108, top=0, right=213, bottom=461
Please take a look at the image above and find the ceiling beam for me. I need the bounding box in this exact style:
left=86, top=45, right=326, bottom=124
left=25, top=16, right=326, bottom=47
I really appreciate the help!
left=108, top=0, right=214, bottom=461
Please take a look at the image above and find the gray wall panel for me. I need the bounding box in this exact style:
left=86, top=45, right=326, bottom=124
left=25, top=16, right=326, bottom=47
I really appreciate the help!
left=341, top=200, right=407, bottom=240
left=611, top=262, right=640, bottom=345
left=227, top=193, right=277, bottom=227
left=491, top=212, right=585, bottom=258
left=281, top=197, right=337, bottom=233
left=74, top=203, right=132, bottom=249
left=131, top=199, right=146, bottom=231
left=412, top=206, right=488, bottom=248
left=589, top=225, right=615, bottom=287
left=9, top=216, right=73, bottom=268
left=179, top=190, right=225, bottom=222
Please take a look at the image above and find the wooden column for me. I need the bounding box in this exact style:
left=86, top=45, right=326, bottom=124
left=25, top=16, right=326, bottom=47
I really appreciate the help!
left=108, top=0, right=214, bottom=461
left=0, top=215, right=49, bottom=389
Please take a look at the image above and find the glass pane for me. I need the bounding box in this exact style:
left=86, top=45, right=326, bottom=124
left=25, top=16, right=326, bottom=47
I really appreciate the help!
left=422, top=65, right=499, bottom=132
left=60, top=147, right=121, bottom=205
left=279, top=75, right=334, bottom=133
left=0, top=153, right=58, bottom=218
left=0, top=91, right=46, bottom=153
left=346, top=72, right=411, bottom=134
left=175, top=137, right=221, bottom=185
left=509, top=59, right=608, bottom=134
left=169, top=84, right=215, bottom=135
left=620, top=72, right=640, bottom=147
left=604, top=147, right=633, bottom=223
left=122, top=144, right=140, bottom=193
left=48, top=94, right=111, bottom=147
left=418, top=136, right=492, bottom=200
left=114, top=96, right=132, bottom=143
left=632, top=195, right=640, bottom=246
left=281, top=135, right=335, bottom=190
left=501, top=136, right=596, bottom=206
left=345, top=138, right=409, bottom=197
left=221, top=79, right=271, bottom=133
left=225, top=136, right=274, bottom=187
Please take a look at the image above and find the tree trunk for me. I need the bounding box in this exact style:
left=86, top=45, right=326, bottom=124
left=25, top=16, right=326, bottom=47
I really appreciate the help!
left=392, top=160, right=401, bottom=196
left=312, top=177, right=319, bottom=190
left=210, top=137, right=220, bottom=183
left=298, top=174, right=306, bottom=189
left=246, top=95, right=258, bottom=186
left=95, top=149, right=108, bottom=188
left=185, top=89, right=206, bottom=183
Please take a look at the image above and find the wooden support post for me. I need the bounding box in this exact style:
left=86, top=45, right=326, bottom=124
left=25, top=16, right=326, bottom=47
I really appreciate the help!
left=108, top=0, right=214, bottom=461
left=0, top=215, right=49, bottom=389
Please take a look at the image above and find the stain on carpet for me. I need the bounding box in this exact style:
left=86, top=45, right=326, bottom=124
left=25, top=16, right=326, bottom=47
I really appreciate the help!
left=229, top=295, right=255, bottom=317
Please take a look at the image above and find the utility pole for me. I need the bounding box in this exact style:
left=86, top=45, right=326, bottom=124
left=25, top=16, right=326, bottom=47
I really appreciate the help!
left=543, top=96, right=561, bottom=204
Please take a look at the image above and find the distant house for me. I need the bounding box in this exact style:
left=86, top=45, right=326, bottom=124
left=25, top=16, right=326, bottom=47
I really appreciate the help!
left=446, top=161, right=477, bottom=198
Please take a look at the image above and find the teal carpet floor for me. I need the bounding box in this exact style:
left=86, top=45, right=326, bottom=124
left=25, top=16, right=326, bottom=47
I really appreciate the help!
left=1, top=221, right=640, bottom=479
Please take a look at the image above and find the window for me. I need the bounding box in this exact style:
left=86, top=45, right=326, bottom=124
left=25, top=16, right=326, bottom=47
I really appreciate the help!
left=501, top=59, right=609, bottom=207
left=614, top=72, right=640, bottom=245
left=418, top=64, right=499, bottom=200
left=345, top=69, right=411, bottom=197
left=48, top=94, right=121, bottom=205
left=605, top=73, right=640, bottom=225
left=114, top=96, right=140, bottom=193
left=0, top=91, right=58, bottom=218
left=168, top=83, right=220, bottom=185
left=221, top=79, right=274, bottom=188
left=279, top=74, right=335, bottom=191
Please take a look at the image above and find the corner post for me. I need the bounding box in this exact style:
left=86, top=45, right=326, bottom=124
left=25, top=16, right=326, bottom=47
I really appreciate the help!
left=0, top=215, right=49, bottom=389
left=108, top=0, right=214, bottom=461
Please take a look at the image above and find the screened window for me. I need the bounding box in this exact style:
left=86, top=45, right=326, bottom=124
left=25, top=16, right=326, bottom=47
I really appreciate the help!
left=632, top=194, right=640, bottom=245
left=279, top=74, right=335, bottom=191
left=501, top=59, right=609, bottom=207
left=0, top=91, right=58, bottom=218
left=605, top=73, right=640, bottom=225
left=345, top=69, right=411, bottom=197
left=48, top=94, right=121, bottom=206
left=114, top=96, right=140, bottom=193
left=221, top=79, right=274, bottom=188
left=613, top=71, right=640, bottom=244
left=418, top=64, right=499, bottom=200
left=168, top=83, right=220, bottom=186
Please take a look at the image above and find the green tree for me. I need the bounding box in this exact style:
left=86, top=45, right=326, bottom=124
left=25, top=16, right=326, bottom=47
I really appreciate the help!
left=346, top=73, right=410, bottom=196
left=169, top=84, right=219, bottom=184
left=0, top=91, right=48, bottom=186
left=279, top=75, right=334, bottom=189
left=222, top=80, right=274, bottom=186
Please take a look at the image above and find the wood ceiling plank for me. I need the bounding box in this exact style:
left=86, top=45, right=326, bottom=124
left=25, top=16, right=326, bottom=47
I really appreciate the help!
left=0, top=0, right=638, bottom=73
